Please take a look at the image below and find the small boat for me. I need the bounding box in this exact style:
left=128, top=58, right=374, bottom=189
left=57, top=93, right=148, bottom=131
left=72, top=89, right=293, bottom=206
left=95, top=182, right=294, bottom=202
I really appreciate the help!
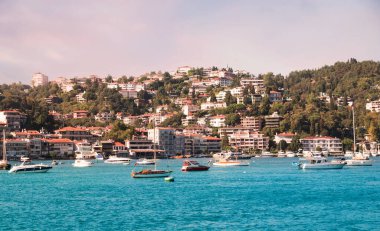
left=1, top=130, right=11, bottom=170
left=181, top=160, right=210, bottom=171
left=51, top=160, right=58, bottom=166
left=20, top=155, right=31, bottom=162
left=277, top=151, right=286, bottom=158
left=164, top=176, right=174, bottom=182
left=104, top=155, right=132, bottom=164
left=213, top=160, right=249, bottom=167
left=331, top=157, right=347, bottom=165
left=346, top=153, right=373, bottom=166
left=297, top=157, right=345, bottom=170
left=9, top=161, right=52, bottom=173
left=135, top=158, right=155, bottom=165
left=132, top=169, right=172, bottom=178
left=72, top=159, right=93, bottom=167
left=95, top=153, right=104, bottom=160
left=286, top=151, right=296, bottom=158
left=261, top=151, right=276, bottom=158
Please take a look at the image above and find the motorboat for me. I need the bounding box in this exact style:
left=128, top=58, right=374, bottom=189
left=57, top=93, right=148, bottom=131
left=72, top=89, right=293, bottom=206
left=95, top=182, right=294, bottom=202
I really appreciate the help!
left=131, top=169, right=172, bottom=178
left=75, top=142, right=97, bottom=159
left=286, top=151, right=296, bottom=158
left=9, top=161, right=52, bottom=173
left=95, top=153, right=104, bottom=160
left=213, top=159, right=250, bottom=167
left=104, top=155, right=132, bottom=164
left=72, top=159, right=93, bottom=167
left=331, top=157, right=347, bottom=165
left=136, top=158, right=155, bottom=165
left=346, top=153, right=373, bottom=166
left=297, top=157, right=345, bottom=170
left=181, top=160, right=210, bottom=171
left=261, top=151, right=276, bottom=158
left=51, top=160, right=58, bottom=166
left=277, top=151, right=286, bottom=158
left=20, top=155, right=31, bottom=162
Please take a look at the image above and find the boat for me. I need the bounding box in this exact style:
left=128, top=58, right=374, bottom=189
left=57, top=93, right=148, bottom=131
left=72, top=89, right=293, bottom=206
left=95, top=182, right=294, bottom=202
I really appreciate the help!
left=104, top=155, right=132, bottom=164
left=95, top=153, right=104, bottom=160
left=345, top=107, right=373, bottom=166
left=213, top=152, right=249, bottom=167
left=20, top=155, right=31, bottom=162
left=344, top=151, right=354, bottom=158
left=9, top=161, right=52, bottom=173
left=51, top=160, right=58, bottom=166
left=261, top=151, right=276, bottom=158
left=286, top=151, right=296, bottom=158
left=331, top=157, right=347, bottom=165
left=164, top=176, right=175, bottom=182
left=277, top=151, right=286, bottom=158
left=297, top=157, right=345, bottom=170
left=131, top=126, right=172, bottom=178
left=181, top=160, right=210, bottom=171
left=75, top=142, right=97, bottom=159
left=72, top=159, right=93, bottom=167
left=0, top=130, right=11, bottom=170
left=135, top=158, right=155, bottom=165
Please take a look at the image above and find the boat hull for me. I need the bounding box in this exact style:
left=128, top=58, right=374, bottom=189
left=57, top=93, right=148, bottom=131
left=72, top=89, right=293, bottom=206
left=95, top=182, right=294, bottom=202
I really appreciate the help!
left=182, top=166, right=210, bottom=171
left=213, top=162, right=249, bottom=167
left=132, top=170, right=172, bottom=178
left=346, top=159, right=373, bottom=166
left=9, top=165, right=52, bottom=173
left=299, top=163, right=345, bottom=170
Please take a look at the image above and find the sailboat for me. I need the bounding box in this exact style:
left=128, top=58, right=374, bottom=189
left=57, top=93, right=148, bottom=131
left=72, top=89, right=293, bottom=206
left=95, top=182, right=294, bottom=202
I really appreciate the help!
left=131, top=127, right=172, bottom=178
left=0, top=130, right=11, bottom=170
left=346, top=105, right=373, bottom=166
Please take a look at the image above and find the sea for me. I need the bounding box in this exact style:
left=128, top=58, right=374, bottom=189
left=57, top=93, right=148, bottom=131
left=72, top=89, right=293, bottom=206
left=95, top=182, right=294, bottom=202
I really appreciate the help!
left=0, top=158, right=379, bottom=231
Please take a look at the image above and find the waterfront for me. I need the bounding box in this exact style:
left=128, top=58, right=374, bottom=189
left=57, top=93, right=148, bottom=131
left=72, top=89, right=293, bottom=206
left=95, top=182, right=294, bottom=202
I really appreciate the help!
left=1, top=158, right=379, bottom=230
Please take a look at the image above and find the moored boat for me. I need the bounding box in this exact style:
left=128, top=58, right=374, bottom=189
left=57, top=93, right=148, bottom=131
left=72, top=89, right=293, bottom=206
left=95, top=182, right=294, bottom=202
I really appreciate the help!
left=181, top=160, right=210, bottom=171
left=346, top=153, right=373, bottom=166
left=286, top=151, right=296, bottom=158
left=20, top=155, right=31, bottom=162
left=298, top=157, right=345, bottom=170
left=131, top=169, right=172, bottom=178
left=277, top=151, right=286, bottom=158
left=104, top=155, right=132, bottom=164
left=9, top=161, right=52, bottom=173
left=136, top=158, right=155, bottom=165
left=261, top=151, right=276, bottom=158
left=72, top=159, right=93, bottom=167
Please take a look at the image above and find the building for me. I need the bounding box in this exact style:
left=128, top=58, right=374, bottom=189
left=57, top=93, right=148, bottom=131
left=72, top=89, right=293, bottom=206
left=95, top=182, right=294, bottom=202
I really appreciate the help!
left=73, top=110, right=88, bottom=119
left=300, top=136, right=343, bottom=154
left=76, top=92, right=86, bottom=103
left=182, top=104, right=200, bottom=116
left=0, top=110, right=27, bottom=131
left=119, top=90, right=138, bottom=98
left=269, top=91, right=282, bottom=103
left=54, top=127, right=95, bottom=142
left=11, top=130, right=42, bottom=139
left=209, top=115, right=226, bottom=128
left=264, top=112, right=282, bottom=129
left=177, top=66, right=192, bottom=74
left=44, top=138, right=75, bottom=158
left=274, top=132, right=296, bottom=144
left=148, top=127, right=177, bottom=156
left=0, top=139, right=29, bottom=159
left=181, top=116, right=197, bottom=126
left=31, top=72, right=49, bottom=87
left=228, top=132, right=269, bottom=151
left=215, top=91, right=227, bottom=102
left=366, top=100, right=380, bottom=112
left=240, top=117, right=262, bottom=130
left=218, top=126, right=258, bottom=137
left=95, top=112, right=114, bottom=122
left=200, top=102, right=227, bottom=110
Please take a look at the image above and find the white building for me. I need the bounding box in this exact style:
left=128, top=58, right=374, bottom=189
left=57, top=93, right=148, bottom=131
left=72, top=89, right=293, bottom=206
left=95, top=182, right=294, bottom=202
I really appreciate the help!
left=76, top=92, right=86, bottom=103
left=228, top=131, right=269, bottom=151
left=148, top=127, right=177, bottom=155
left=209, top=115, right=226, bottom=128
left=215, top=91, right=227, bottom=102
left=200, top=102, right=227, bottom=110
left=182, top=104, right=200, bottom=116
left=274, top=132, right=296, bottom=144
left=366, top=100, right=380, bottom=112
left=31, top=73, right=49, bottom=87
left=300, top=136, right=343, bottom=154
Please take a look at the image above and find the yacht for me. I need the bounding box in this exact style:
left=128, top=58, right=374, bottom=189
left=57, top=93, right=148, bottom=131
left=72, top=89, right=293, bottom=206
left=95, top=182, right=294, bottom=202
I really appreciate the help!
left=95, top=153, right=104, bottom=160
left=104, top=155, right=132, bottom=164
left=72, top=159, right=93, bottom=167
left=9, top=161, right=52, bottom=173
left=213, top=152, right=249, bottom=167
left=75, top=142, right=97, bottom=159
left=136, top=158, right=155, bottom=165
left=181, top=160, right=210, bottom=171
left=298, top=157, right=345, bottom=170
left=286, top=151, right=296, bottom=158
left=212, top=151, right=245, bottom=161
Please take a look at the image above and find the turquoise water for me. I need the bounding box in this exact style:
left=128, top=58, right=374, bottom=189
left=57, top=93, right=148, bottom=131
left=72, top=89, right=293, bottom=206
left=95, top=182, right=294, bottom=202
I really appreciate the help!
left=0, top=158, right=379, bottom=231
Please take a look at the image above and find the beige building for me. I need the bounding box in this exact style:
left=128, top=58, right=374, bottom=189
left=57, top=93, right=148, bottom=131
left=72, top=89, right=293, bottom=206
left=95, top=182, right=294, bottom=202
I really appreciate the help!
left=240, top=116, right=262, bottom=130
left=31, top=72, right=49, bottom=87
left=228, top=132, right=269, bottom=151
left=264, top=112, right=283, bottom=129
left=300, top=136, right=343, bottom=154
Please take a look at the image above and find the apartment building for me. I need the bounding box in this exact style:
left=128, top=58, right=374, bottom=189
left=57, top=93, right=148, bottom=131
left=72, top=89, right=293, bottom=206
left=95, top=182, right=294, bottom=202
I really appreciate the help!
left=0, top=110, right=27, bottom=131
left=264, top=112, right=283, bottom=129
left=300, top=136, right=343, bottom=154
left=228, top=132, right=269, bottom=151
left=31, top=72, right=49, bottom=87
left=240, top=117, right=262, bottom=130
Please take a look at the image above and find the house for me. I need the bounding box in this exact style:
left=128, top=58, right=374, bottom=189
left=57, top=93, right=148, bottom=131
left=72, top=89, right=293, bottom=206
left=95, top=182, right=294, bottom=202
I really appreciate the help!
left=11, top=130, right=42, bottom=139
left=73, top=110, right=88, bottom=119
left=269, top=91, right=282, bottom=103
left=119, top=90, right=138, bottom=98
left=55, top=127, right=95, bottom=142
left=274, top=132, right=296, bottom=144
left=95, top=112, right=114, bottom=122
left=200, top=102, right=227, bottom=110
left=209, top=115, right=226, bottom=128
left=366, top=100, right=380, bottom=112
left=182, top=104, right=200, bottom=116
left=0, top=110, right=27, bottom=131
left=181, top=116, right=197, bottom=126
left=44, top=138, right=75, bottom=158
left=76, top=92, right=86, bottom=103
left=240, top=117, right=262, bottom=130
left=218, top=126, right=258, bottom=137
left=264, top=112, right=282, bottom=129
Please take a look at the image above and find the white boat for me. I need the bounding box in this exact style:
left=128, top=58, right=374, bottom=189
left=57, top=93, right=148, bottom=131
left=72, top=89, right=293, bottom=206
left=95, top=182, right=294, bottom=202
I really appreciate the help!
left=75, top=142, right=97, bottom=159
left=0, top=130, right=11, bottom=170
left=104, top=155, right=132, bottom=164
left=298, top=157, right=345, bottom=170
left=72, top=159, right=93, bottom=167
left=277, top=151, right=286, bottom=158
left=346, top=153, right=373, bottom=166
left=213, top=152, right=249, bottom=166
left=344, top=151, right=354, bottom=158
left=286, top=151, right=296, bottom=158
left=95, top=153, right=104, bottom=160
left=20, top=155, right=31, bottom=162
left=135, top=158, right=155, bottom=165
left=9, top=161, right=52, bottom=173
left=261, top=151, right=276, bottom=158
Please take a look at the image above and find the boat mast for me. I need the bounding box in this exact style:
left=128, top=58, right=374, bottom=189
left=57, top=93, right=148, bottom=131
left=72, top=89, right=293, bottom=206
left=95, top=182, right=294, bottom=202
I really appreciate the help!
left=153, top=122, right=156, bottom=171
left=353, top=105, right=356, bottom=153
left=2, top=129, right=6, bottom=162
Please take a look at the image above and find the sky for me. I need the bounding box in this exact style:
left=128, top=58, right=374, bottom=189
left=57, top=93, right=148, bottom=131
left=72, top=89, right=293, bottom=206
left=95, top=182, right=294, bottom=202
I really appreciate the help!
left=0, top=0, right=379, bottom=83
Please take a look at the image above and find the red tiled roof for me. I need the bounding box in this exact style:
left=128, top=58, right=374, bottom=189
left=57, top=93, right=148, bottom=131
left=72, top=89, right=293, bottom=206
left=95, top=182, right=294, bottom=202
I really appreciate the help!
left=302, top=136, right=337, bottom=140
left=56, top=126, right=87, bottom=132
left=277, top=132, right=295, bottom=137
left=114, top=142, right=124, bottom=146
left=203, top=136, right=221, bottom=141
left=46, top=138, right=73, bottom=143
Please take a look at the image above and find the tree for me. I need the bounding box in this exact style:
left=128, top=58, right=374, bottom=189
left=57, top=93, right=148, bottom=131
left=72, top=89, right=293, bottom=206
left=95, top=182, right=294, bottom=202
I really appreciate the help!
left=259, top=96, right=270, bottom=115
left=221, top=132, right=230, bottom=150
left=225, top=114, right=241, bottom=126
left=278, top=140, right=288, bottom=151
left=224, top=92, right=236, bottom=106
left=289, top=136, right=301, bottom=152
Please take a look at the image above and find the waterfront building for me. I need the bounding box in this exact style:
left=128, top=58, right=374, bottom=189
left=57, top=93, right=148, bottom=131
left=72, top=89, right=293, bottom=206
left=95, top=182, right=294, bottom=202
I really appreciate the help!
left=148, top=127, right=177, bottom=156
left=274, top=132, right=296, bottom=144
left=240, top=116, right=262, bottom=130
left=54, top=127, right=95, bottom=142
left=0, top=110, right=27, bottom=131
left=45, top=138, right=75, bottom=158
left=228, top=131, right=269, bottom=151
left=0, top=139, right=29, bottom=159
left=31, top=72, right=49, bottom=87
left=11, top=130, right=42, bottom=139
left=218, top=126, right=258, bottom=137
left=300, top=136, right=343, bottom=154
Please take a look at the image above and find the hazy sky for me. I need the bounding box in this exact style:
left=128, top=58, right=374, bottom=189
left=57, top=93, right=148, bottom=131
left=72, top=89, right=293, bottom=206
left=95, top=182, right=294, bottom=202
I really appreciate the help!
left=0, top=0, right=379, bottom=83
